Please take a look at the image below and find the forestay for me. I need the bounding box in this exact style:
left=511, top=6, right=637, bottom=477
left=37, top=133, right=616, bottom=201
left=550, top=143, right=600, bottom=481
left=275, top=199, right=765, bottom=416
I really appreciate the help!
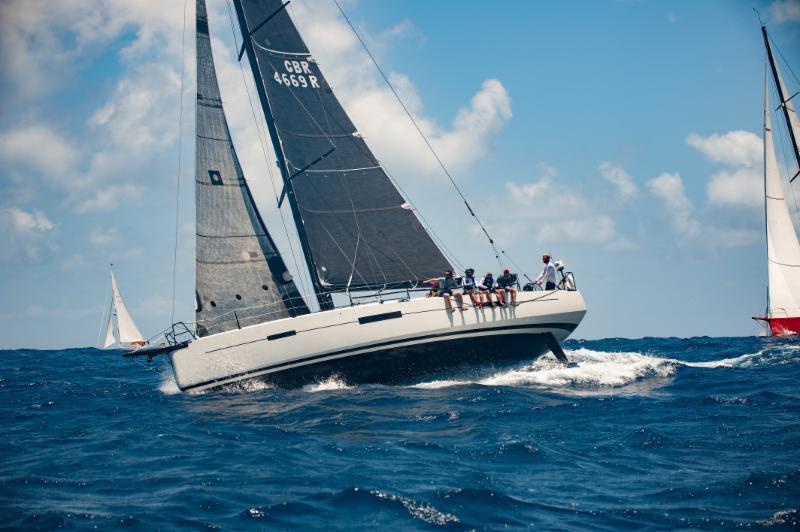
left=233, top=0, right=454, bottom=291
left=195, top=0, right=309, bottom=337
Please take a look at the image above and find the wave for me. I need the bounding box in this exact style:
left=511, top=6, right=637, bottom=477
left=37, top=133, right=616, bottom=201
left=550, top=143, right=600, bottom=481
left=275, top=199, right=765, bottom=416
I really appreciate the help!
left=156, top=341, right=799, bottom=395
left=158, top=369, right=180, bottom=395
left=302, top=375, right=353, bottom=393
left=412, top=343, right=800, bottom=392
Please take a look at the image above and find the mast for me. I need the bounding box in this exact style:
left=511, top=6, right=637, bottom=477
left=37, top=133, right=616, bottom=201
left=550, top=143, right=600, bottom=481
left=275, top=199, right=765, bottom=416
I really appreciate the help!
left=231, top=0, right=333, bottom=311
left=229, top=0, right=453, bottom=297
left=762, top=24, right=800, bottom=181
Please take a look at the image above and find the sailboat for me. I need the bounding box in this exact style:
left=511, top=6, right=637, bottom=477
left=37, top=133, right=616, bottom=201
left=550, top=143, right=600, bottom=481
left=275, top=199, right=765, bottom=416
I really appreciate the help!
left=129, top=0, right=587, bottom=392
left=101, top=266, right=147, bottom=349
left=753, top=22, right=800, bottom=337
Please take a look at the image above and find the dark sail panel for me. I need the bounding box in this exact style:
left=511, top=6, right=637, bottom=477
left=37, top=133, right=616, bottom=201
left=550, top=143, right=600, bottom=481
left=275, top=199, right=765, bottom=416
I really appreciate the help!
left=234, top=0, right=453, bottom=291
left=195, top=0, right=309, bottom=337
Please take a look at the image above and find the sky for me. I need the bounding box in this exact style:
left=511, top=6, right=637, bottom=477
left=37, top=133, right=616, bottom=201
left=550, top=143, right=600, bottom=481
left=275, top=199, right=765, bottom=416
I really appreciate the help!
left=1, top=0, right=800, bottom=349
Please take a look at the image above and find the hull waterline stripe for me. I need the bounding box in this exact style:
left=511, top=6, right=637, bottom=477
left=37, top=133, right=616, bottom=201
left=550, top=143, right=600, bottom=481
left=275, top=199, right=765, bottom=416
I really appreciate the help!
left=178, top=321, right=577, bottom=391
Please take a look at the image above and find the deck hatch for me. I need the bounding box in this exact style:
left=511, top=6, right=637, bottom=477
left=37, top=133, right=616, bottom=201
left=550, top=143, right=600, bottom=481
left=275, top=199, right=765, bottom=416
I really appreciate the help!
left=358, top=311, right=403, bottom=325
left=267, top=330, right=297, bottom=341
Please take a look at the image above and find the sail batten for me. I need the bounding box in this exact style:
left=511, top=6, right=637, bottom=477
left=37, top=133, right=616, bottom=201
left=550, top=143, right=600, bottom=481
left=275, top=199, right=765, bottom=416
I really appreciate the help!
left=233, top=0, right=453, bottom=293
left=194, top=0, right=309, bottom=337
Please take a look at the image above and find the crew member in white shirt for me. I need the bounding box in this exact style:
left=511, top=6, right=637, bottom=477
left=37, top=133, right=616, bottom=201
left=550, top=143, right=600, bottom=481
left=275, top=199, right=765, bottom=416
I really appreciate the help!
left=534, top=253, right=557, bottom=290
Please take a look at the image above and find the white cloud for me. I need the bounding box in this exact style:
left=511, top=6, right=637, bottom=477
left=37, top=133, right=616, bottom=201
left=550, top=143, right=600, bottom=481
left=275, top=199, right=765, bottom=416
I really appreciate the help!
left=0, top=207, right=56, bottom=260
left=599, top=161, right=637, bottom=200
left=647, top=171, right=760, bottom=247
left=0, top=0, right=187, bottom=99
left=480, top=165, right=633, bottom=250
left=769, top=0, right=800, bottom=23
left=89, top=227, right=120, bottom=246
left=647, top=172, right=699, bottom=236
left=61, top=253, right=87, bottom=270
left=686, top=130, right=764, bottom=209
left=75, top=184, right=143, bottom=214
left=0, top=125, right=80, bottom=186
left=706, top=167, right=762, bottom=208
left=686, top=130, right=762, bottom=167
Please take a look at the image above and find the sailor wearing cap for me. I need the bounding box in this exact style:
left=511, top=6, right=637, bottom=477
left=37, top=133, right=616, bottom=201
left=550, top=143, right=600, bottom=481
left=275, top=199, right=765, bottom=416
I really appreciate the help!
left=534, top=253, right=558, bottom=290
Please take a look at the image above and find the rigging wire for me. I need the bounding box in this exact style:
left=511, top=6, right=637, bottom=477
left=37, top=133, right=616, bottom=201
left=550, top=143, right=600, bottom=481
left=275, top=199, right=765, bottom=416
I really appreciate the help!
left=223, top=0, right=312, bottom=302
left=333, top=0, right=516, bottom=271
left=773, top=84, right=800, bottom=221
left=170, top=0, right=189, bottom=325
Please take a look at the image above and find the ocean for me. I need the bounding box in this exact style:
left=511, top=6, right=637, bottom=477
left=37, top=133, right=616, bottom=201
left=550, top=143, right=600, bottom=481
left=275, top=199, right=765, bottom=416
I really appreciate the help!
left=2, top=337, right=799, bottom=530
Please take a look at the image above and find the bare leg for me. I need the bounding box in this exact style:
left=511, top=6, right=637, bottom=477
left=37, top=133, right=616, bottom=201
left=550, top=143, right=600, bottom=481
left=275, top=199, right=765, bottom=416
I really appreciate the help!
left=509, top=288, right=517, bottom=304
left=443, top=293, right=454, bottom=311
left=495, top=288, right=505, bottom=306
left=454, top=293, right=465, bottom=310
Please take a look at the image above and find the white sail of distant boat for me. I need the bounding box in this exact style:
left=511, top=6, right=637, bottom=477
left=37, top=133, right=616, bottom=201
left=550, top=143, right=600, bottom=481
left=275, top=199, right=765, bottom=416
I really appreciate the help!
left=101, top=266, right=146, bottom=349
left=754, top=22, right=800, bottom=337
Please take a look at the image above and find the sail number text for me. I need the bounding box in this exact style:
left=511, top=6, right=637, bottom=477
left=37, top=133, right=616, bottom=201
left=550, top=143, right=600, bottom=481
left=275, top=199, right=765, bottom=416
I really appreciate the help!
left=273, top=60, right=319, bottom=89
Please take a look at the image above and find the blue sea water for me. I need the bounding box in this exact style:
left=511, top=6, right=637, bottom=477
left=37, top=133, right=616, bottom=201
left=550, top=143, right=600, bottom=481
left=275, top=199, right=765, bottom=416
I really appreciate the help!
left=2, top=337, right=799, bottom=530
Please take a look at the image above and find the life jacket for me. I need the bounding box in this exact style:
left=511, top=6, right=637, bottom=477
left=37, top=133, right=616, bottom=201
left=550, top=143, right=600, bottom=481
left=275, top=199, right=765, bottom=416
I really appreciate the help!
left=463, top=275, right=476, bottom=288
left=480, top=275, right=494, bottom=289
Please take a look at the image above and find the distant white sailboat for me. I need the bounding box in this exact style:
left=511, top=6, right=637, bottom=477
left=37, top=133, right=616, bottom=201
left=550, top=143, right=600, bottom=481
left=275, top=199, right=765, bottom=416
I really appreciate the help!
left=101, top=266, right=147, bottom=349
left=753, top=22, right=800, bottom=337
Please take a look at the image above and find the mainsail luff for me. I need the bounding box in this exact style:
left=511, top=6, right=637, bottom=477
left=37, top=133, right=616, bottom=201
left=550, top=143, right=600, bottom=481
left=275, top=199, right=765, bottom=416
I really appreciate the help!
left=194, top=0, right=310, bottom=336
left=762, top=24, right=800, bottom=180
left=763, top=78, right=800, bottom=319
left=232, top=0, right=454, bottom=293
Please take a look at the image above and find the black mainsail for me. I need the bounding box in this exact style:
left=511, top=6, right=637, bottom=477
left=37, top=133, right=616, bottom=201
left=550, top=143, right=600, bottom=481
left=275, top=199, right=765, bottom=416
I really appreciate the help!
left=233, top=0, right=454, bottom=299
left=195, top=0, right=309, bottom=337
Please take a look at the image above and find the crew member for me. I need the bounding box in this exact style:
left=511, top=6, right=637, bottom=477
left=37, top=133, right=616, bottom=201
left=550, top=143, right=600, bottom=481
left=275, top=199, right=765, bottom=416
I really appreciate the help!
left=497, top=268, right=517, bottom=305
left=462, top=268, right=481, bottom=306
left=425, top=270, right=464, bottom=311
left=534, top=253, right=557, bottom=290
left=478, top=272, right=501, bottom=307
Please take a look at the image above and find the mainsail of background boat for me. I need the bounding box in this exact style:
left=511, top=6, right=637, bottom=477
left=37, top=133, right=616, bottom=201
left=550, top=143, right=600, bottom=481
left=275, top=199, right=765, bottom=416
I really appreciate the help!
left=102, top=267, right=146, bottom=348
left=232, top=0, right=454, bottom=306
left=754, top=23, right=800, bottom=337
left=195, top=0, right=310, bottom=337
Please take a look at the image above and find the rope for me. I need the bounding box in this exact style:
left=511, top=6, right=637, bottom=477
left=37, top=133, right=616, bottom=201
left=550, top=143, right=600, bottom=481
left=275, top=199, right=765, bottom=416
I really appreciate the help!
left=333, top=0, right=518, bottom=271
left=170, top=0, right=188, bottom=325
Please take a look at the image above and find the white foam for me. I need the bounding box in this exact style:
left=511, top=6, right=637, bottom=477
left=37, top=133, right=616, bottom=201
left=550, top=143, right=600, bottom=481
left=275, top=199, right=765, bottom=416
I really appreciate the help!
left=303, top=375, right=353, bottom=392
left=410, top=345, right=799, bottom=393
left=158, top=369, right=180, bottom=395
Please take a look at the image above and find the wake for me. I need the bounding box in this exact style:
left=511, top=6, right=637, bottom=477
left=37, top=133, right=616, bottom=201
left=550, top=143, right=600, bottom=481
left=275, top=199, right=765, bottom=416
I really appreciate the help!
left=412, top=343, right=800, bottom=392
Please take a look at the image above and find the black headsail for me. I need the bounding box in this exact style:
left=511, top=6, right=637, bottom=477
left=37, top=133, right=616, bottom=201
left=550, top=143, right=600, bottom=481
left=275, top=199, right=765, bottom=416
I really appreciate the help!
left=233, top=0, right=454, bottom=298
left=195, top=0, right=309, bottom=337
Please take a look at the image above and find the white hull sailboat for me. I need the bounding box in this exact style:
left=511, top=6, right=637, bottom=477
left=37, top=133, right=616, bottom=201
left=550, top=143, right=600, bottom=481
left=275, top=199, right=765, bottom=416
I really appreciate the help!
left=102, top=266, right=147, bottom=350
left=752, top=22, right=800, bottom=337
left=129, top=0, right=586, bottom=391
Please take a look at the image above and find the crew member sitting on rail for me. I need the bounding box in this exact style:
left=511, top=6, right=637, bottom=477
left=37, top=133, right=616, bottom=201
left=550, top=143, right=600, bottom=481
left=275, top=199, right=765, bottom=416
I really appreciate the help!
left=497, top=268, right=517, bottom=306
left=425, top=269, right=464, bottom=312
left=478, top=272, right=502, bottom=307
left=534, top=253, right=558, bottom=290
left=462, top=268, right=481, bottom=307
